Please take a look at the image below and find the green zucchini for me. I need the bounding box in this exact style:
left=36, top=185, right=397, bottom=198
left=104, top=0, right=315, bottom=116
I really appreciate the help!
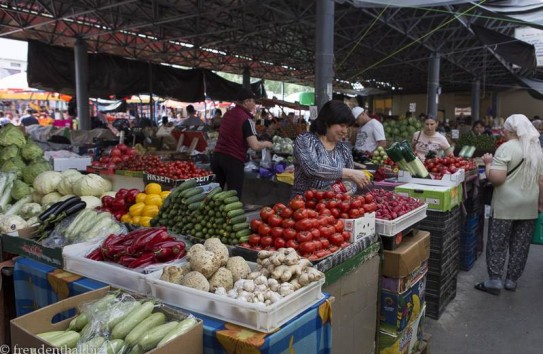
left=79, top=336, right=105, bottom=353
left=229, top=215, right=247, bottom=224
left=105, top=339, right=126, bottom=354
left=176, top=179, right=197, bottom=192
left=107, top=301, right=141, bottom=330
left=232, top=222, right=250, bottom=231
left=138, top=321, right=179, bottom=350
left=227, top=208, right=245, bottom=218
left=112, top=301, right=155, bottom=339
left=224, top=201, right=243, bottom=212
left=37, top=331, right=65, bottom=342
left=48, top=330, right=80, bottom=348
left=125, top=312, right=166, bottom=346
left=157, top=318, right=198, bottom=347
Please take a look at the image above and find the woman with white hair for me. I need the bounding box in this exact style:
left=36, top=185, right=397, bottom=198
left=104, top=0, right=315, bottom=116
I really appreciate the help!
left=475, top=114, right=543, bottom=295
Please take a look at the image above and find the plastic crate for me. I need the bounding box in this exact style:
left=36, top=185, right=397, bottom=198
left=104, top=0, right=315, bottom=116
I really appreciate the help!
left=463, top=215, right=479, bottom=232
left=459, top=242, right=478, bottom=271
left=429, top=229, right=460, bottom=253
left=376, top=204, right=427, bottom=236
left=459, top=254, right=477, bottom=271
left=146, top=270, right=324, bottom=333
left=425, top=280, right=457, bottom=320
left=427, top=266, right=458, bottom=297
left=428, top=248, right=459, bottom=278
left=423, top=207, right=461, bottom=224
left=418, top=211, right=462, bottom=232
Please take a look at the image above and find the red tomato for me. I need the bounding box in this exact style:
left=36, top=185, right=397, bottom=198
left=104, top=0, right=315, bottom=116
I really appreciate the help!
left=339, top=201, right=350, bottom=212
left=259, top=207, right=274, bottom=222
left=286, top=239, right=299, bottom=250
left=313, top=240, right=323, bottom=250
left=307, top=209, right=318, bottom=218
left=260, top=236, right=273, bottom=247
left=274, top=237, right=286, bottom=249
left=251, top=219, right=263, bottom=232
left=340, top=213, right=349, bottom=219
left=349, top=208, right=361, bottom=218
left=270, top=227, right=284, bottom=239
left=334, top=220, right=344, bottom=232
left=268, top=214, right=283, bottom=227
left=289, top=196, right=305, bottom=210
left=295, top=219, right=312, bottom=232
left=317, top=215, right=329, bottom=227
left=330, top=208, right=340, bottom=218
left=324, top=190, right=335, bottom=199
left=320, top=238, right=330, bottom=249
left=330, top=232, right=344, bottom=246
left=296, top=231, right=313, bottom=243
left=258, top=224, right=271, bottom=237
left=283, top=228, right=297, bottom=240
left=281, top=218, right=295, bottom=229
left=272, top=203, right=287, bottom=215
left=306, top=200, right=316, bottom=209
left=293, top=208, right=309, bottom=221
left=319, top=225, right=334, bottom=238
left=248, top=234, right=261, bottom=247
left=310, top=228, right=321, bottom=239
left=314, top=191, right=325, bottom=201
left=364, top=194, right=374, bottom=203
left=342, top=231, right=351, bottom=242
left=304, top=189, right=315, bottom=201
left=299, top=241, right=316, bottom=255
left=326, top=200, right=338, bottom=209
left=315, top=202, right=326, bottom=211
left=279, top=207, right=293, bottom=219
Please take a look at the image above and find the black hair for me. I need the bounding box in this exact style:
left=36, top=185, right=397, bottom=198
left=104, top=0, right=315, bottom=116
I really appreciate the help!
left=214, top=108, right=222, bottom=116
left=186, top=105, right=195, bottom=114
left=310, top=100, right=355, bottom=135
left=162, top=116, right=168, bottom=125
left=472, top=120, right=485, bottom=128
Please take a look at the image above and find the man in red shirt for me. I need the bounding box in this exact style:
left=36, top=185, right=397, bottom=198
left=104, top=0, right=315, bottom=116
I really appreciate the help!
left=211, top=88, right=273, bottom=198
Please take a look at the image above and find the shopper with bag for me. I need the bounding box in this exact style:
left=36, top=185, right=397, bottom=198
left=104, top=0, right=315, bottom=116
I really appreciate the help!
left=211, top=88, right=273, bottom=198
left=475, top=114, right=543, bottom=295
left=292, top=100, right=370, bottom=197
left=412, top=115, right=453, bottom=161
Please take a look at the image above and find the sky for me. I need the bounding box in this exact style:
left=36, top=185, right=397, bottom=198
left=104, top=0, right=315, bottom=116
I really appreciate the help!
left=0, top=38, right=28, bottom=61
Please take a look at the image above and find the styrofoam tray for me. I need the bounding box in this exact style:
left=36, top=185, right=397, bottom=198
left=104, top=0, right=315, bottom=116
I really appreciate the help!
left=62, top=243, right=150, bottom=295
left=146, top=270, right=324, bottom=333
left=376, top=204, right=428, bottom=236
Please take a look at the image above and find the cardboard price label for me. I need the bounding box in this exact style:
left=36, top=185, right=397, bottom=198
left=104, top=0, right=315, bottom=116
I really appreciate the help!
left=143, top=172, right=216, bottom=190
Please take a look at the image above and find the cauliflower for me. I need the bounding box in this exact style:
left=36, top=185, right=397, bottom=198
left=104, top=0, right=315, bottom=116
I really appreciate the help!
left=0, top=215, right=27, bottom=233
left=33, top=171, right=63, bottom=195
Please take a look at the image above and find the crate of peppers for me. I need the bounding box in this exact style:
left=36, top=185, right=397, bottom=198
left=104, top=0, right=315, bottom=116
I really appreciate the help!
left=63, top=227, right=186, bottom=293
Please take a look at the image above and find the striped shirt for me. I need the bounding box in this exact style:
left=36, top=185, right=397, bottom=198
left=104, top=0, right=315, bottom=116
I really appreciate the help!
left=292, top=132, right=355, bottom=196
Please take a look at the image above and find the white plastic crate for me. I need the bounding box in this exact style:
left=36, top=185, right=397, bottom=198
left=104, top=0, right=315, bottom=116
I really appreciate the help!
left=63, top=243, right=150, bottom=295
left=397, top=169, right=465, bottom=186
left=376, top=204, right=428, bottom=236
left=146, top=270, right=324, bottom=333
left=341, top=212, right=376, bottom=243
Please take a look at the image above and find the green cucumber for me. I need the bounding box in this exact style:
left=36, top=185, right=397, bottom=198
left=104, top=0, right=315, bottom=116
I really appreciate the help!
left=79, top=336, right=105, bottom=353
left=104, top=339, right=126, bottom=354
left=235, top=229, right=251, bottom=238
left=205, top=186, right=222, bottom=199
left=229, top=215, right=247, bottom=224
left=188, top=202, right=203, bottom=210
left=223, top=196, right=240, bottom=204
left=224, top=201, right=243, bottom=212
left=232, top=222, right=250, bottom=231
left=112, top=301, right=155, bottom=339
left=176, top=179, right=197, bottom=192
left=125, top=312, right=166, bottom=346
left=227, top=209, right=245, bottom=218
left=217, top=190, right=237, bottom=200
left=37, top=331, right=65, bottom=342
left=157, top=318, right=198, bottom=347
left=181, top=186, right=203, bottom=199
left=107, top=301, right=141, bottom=330
left=185, top=192, right=206, bottom=204
left=48, top=330, right=80, bottom=348
left=138, top=321, right=179, bottom=350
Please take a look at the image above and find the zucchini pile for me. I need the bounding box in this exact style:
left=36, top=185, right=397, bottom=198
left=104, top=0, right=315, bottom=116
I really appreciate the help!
left=151, top=180, right=251, bottom=245
left=37, top=291, right=198, bottom=352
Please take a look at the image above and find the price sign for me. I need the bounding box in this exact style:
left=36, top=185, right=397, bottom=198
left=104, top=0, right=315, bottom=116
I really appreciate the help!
left=409, top=103, right=416, bottom=112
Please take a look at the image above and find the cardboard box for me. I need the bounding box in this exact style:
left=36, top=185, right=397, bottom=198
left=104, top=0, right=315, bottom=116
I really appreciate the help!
left=379, top=305, right=426, bottom=354
left=1, top=234, right=64, bottom=268
left=380, top=275, right=426, bottom=335
left=51, top=157, right=92, bottom=171
left=324, top=254, right=380, bottom=354
left=382, top=260, right=428, bottom=294
left=383, top=231, right=430, bottom=278
left=398, top=168, right=465, bottom=186
left=143, top=172, right=215, bottom=191
left=10, top=287, right=203, bottom=354
left=341, top=212, right=376, bottom=243
left=395, top=183, right=462, bottom=212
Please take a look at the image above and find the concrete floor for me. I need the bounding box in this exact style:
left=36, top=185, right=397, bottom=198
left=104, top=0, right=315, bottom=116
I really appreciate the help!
left=425, top=244, right=543, bottom=354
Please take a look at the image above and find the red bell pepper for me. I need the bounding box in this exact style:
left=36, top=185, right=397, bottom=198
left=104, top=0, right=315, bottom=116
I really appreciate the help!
left=127, top=252, right=156, bottom=268
left=86, top=247, right=103, bottom=261
left=101, top=244, right=127, bottom=260
left=153, top=241, right=186, bottom=262
left=143, top=232, right=175, bottom=252
left=127, top=227, right=169, bottom=255
left=118, top=255, right=139, bottom=267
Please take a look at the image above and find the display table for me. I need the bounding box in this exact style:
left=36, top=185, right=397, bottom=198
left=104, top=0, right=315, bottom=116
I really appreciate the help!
left=10, top=257, right=331, bottom=353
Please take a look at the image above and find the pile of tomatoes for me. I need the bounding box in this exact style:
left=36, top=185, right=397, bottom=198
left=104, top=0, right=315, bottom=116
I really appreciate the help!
left=423, top=156, right=477, bottom=180
left=240, top=189, right=378, bottom=261
left=149, top=161, right=212, bottom=180
left=116, top=155, right=162, bottom=171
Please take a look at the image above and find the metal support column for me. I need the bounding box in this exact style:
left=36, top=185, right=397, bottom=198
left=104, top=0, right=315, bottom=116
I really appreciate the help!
left=243, top=67, right=251, bottom=90
left=471, top=79, right=480, bottom=122
left=315, top=0, right=334, bottom=110
left=149, top=63, right=154, bottom=122
left=74, top=38, right=90, bottom=130
left=427, top=53, right=440, bottom=119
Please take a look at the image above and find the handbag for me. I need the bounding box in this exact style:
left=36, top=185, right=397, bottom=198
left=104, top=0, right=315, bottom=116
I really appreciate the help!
left=532, top=213, right=543, bottom=245
left=483, top=158, right=524, bottom=205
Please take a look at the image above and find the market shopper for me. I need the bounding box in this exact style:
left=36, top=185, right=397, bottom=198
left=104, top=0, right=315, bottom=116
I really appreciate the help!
left=352, top=106, right=386, bottom=152
left=211, top=88, right=273, bottom=198
left=412, top=115, right=453, bottom=161
left=182, top=105, right=204, bottom=127
left=292, top=100, right=370, bottom=197
left=471, top=120, right=492, bottom=136
left=210, top=108, right=222, bottom=130
left=475, top=114, right=543, bottom=295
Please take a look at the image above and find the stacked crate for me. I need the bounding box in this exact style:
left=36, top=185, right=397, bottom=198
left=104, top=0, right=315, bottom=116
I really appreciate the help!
left=417, top=207, right=460, bottom=320
left=459, top=215, right=479, bottom=271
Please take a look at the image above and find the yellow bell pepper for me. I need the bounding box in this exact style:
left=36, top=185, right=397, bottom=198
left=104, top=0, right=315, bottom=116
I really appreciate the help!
left=145, top=183, right=162, bottom=195
left=135, top=193, right=147, bottom=204
left=139, top=216, right=152, bottom=227
left=142, top=204, right=159, bottom=218
left=129, top=202, right=146, bottom=217
left=131, top=215, right=141, bottom=225
left=144, top=194, right=163, bottom=207
left=120, top=214, right=132, bottom=223
left=160, top=191, right=171, bottom=200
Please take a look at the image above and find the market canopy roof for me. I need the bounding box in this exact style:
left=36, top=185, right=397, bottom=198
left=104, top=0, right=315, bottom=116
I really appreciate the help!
left=1, top=1, right=543, bottom=95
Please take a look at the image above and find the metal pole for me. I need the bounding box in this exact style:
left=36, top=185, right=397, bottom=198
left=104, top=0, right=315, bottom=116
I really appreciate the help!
left=315, top=0, right=334, bottom=111
left=243, top=67, right=251, bottom=90
left=427, top=53, right=440, bottom=119
left=471, top=79, right=480, bottom=122
left=74, top=38, right=90, bottom=130
left=149, top=63, right=154, bottom=123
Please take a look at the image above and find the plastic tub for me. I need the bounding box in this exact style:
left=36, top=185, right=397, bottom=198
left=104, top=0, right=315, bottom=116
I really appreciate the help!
left=376, top=204, right=428, bottom=236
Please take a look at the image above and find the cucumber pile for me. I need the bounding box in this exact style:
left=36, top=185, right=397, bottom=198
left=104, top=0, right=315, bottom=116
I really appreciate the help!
left=151, top=180, right=251, bottom=245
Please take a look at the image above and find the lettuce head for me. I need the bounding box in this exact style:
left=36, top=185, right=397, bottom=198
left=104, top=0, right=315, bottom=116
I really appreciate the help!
left=0, top=123, right=26, bottom=148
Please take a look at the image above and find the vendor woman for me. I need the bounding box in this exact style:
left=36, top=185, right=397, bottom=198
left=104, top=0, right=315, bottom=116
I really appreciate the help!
left=211, top=88, right=273, bottom=198
left=412, top=115, right=453, bottom=161
left=292, top=100, right=370, bottom=196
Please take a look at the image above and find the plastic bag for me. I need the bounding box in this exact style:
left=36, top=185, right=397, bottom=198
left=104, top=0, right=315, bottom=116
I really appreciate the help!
left=532, top=213, right=543, bottom=245
left=260, top=148, right=272, bottom=168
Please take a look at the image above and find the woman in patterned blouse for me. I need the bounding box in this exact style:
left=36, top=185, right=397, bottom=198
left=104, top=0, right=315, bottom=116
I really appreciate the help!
left=292, top=100, right=371, bottom=196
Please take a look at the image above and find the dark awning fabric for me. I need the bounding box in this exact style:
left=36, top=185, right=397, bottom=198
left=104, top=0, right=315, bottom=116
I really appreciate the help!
left=92, top=98, right=128, bottom=113
left=470, top=24, right=537, bottom=76
left=516, top=77, right=543, bottom=100
left=27, top=41, right=265, bottom=101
